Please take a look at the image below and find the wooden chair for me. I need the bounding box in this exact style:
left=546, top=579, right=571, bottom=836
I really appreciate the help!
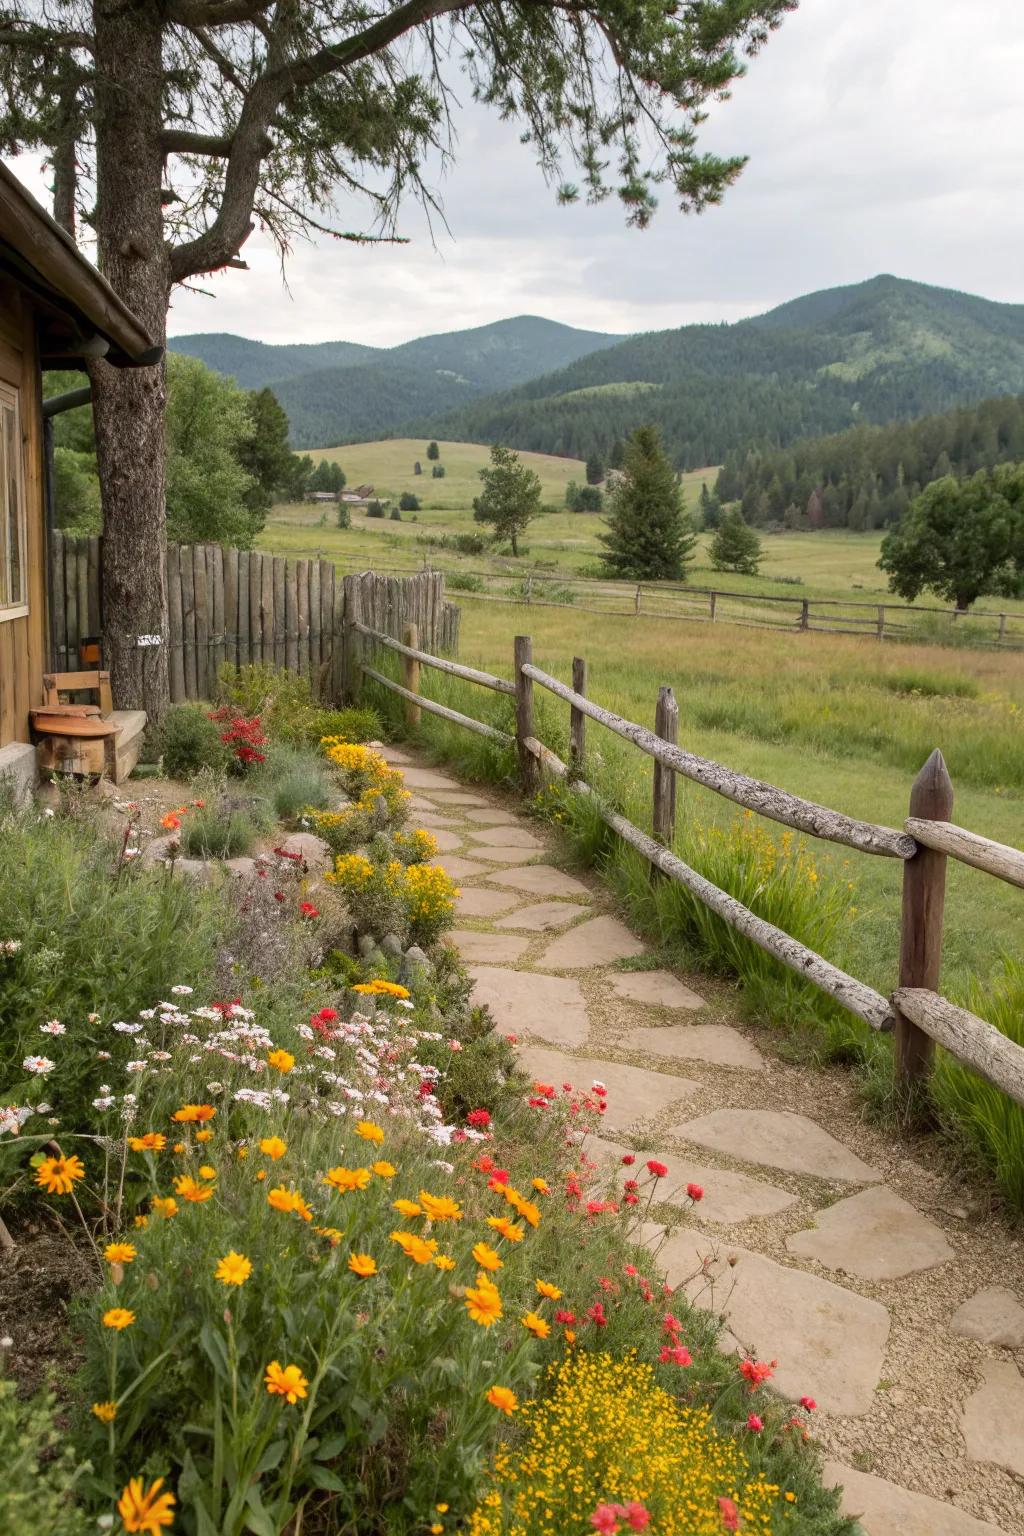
left=31, top=670, right=119, bottom=778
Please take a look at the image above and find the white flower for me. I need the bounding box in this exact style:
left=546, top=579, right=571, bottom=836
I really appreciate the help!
left=171, top=984, right=193, bottom=995
left=125, top=1060, right=146, bottom=1073
left=40, top=1020, right=65, bottom=1035
left=150, top=1050, right=171, bottom=1061
left=92, top=1096, right=115, bottom=1110
left=23, top=1056, right=54, bottom=1075
left=112, top=1021, right=143, bottom=1035
left=96, top=1050, right=112, bottom=1061
left=42, top=807, right=55, bottom=818
left=123, top=848, right=140, bottom=859
left=35, top=1102, right=51, bottom=1114
left=138, top=1009, right=156, bottom=1020
left=88, top=1013, right=100, bottom=1024
left=1, top=939, right=21, bottom=954
left=121, top=1093, right=137, bottom=1106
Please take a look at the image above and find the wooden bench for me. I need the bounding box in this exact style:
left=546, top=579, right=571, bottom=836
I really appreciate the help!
left=30, top=671, right=147, bottom=783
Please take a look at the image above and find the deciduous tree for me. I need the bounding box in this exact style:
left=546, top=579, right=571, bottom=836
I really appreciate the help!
left=879, top=468, right=1024, bottom=610
left=473, top=443, right=541, bottom=555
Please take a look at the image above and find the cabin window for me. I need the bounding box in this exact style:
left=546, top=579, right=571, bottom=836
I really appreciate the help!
left=0, top=383, right=27, bottom=620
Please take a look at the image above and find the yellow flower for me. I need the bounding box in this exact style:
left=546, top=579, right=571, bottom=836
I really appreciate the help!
left=150, top=1196, right=178, bottom=1219
left=91, top=1400, right=117, bottom=1423
left=472, top=1242, right=503, bottom=1272
left=198, top=1164, right=217, bottom=1181
left=348, top=1252, right=377, bottom=1277
left=356, top=1119, right=385, bottom=1142
left=128, top=1133, right=166, bottom=1153
left=172, top=1104, right=215, bottom=1123
left=368, top=979, right=411, bottom=1000
left=464, top=1272, right=502, bottom=1328
left=117, top=1475, right=176, bottom=1534
left=486, top=1385, right=519, bottom=1415
left=264, top=1360, right=309, bottom=1404
left=436, top=1505, right=449, bottom=1515
left=195, top=1128, right=214, bottom=1143
left=174, top=1174, right=212, bottom=1204
left=391, top=1230, right=438, bottom=1265
left=259, top=1136, right=287, bottom=1161
left=256, top=1169, right=266, bottom=1182
left=372, top=1160, right=396, bottom=1179
left=267, top=1049, right=295, bottom=1073
left=431, top=1526, right=443, bottom=1534
left=535, top=1279, right=562, bottom=1301
left=522, top=1311, right=550, bottom=1339
left=433, top=1254, right=456, bottom=1271
left=313, top=1225, right=344, bottom=1246
left=531, top=1177, right=550, bottom=1195
left=419, top=1190, right=463, bottom=1222
left=505, top=1189, right=542, bottom=1228
left=267, top=1185, right=313, bottom=1221
left=486, top=1215, right=524, bottom=1243
left=215, top=1251, right=252, bottom=1286
left=133, top=1214, right=149, bottom=1229
left=323, top=1165, right=372, bottom=1194
left=172, top=1143, right=186, bottom=1155
left=34, top=1154, right=85, bottom=1196
left=104, top=1242, right=137, bottom=1266
left=102, top=1307, right=135, bottom=1331
left=392, top=1198, right=423, bottom=1218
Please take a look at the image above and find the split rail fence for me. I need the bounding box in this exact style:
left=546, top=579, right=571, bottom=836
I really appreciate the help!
left=50, top=534, right=460, bottom=703
left=352, top=621, right=1024, bottom=1111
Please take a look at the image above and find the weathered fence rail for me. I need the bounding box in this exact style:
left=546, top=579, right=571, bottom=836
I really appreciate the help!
left=50, top=534, right=460, bottom=702
left=354, top=623, right=1024, bottom=1110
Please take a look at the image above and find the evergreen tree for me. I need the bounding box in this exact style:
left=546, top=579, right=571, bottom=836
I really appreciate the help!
left=414, top=461, right=423, bottom=475
left=709, top=508, right=762, bottom=575
left=608, top=439, right=626, bottom=470
left=699, top=482, right=722, bottom=529
left=238, top=388, right=295, bottom=525
left=473, top=444, right=542, bottom=556
left=309, top=459, right=345, bottom=493
left=426, top=441, right=440, bottom=461
left=599, top=425, right=695, bottom=580
left=585, top=453, right=604, bottom=486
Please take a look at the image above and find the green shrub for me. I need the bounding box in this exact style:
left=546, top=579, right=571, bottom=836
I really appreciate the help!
left=366, top=500, right=386, bottom=517
left=179, top=801, right=270, bottom=859
left=399, top=491, right=420, bottom=512
left=264, top=746, right=333, bottom=822
left=447, top=572, right=485, bottom=593
left=216, top=665, right=380, bottom=749
left=0, top=1377, right=91, bottom=1536
left=160, top=704, right=230, bottom=780
left=313, top=705, right=382, bottom=744
left=337, top=502, right=351, bottom=529
left=390, top=506, right=402, bottom=520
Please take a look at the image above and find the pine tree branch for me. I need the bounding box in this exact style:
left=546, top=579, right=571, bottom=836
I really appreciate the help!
left=164, top=0, right=274, bottom=26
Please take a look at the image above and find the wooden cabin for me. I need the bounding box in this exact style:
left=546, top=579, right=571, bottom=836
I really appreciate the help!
left=0, top=161, right=158, bottom=794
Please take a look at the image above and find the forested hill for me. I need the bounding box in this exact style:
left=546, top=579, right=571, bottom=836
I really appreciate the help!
left=413, top=276, right=1024, bottom=468
left=714, top=392, right=1024, bottom=530
left=169, top=316, right=624, bottom=447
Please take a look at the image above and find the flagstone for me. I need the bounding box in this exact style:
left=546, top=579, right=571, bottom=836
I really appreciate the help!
left=516, top=1047, right=698, bottom=1133
left=645, top=1225, right=890, bottom=1416
left=455, top=887, right=524, bottom=919
left=377, top=745, right=415, bottom=765
left=494, top=900, right=591, bottom=932
left=488, top=865, right=591, bottom=898
left=822, top=1463, right=1006, bottom=1536
left=787, top=1186, right=953, bottom=1280
left=468, top=966, right=591, bottom=1047
left=587, top=1135, right=796, bottom=1224
left=464, top=807, right=522, bottom=825
left=620, top=1022, right=764, bottom=1071
left=950, top=1286, right=1024, bottom=1348
left=427, top=826, right=466, bottom=853
left=429, top=790, right=494, bottom=806
left=449, top=930, right=531, bottom=964
left=466, top=824, right=544, bottom=849
left=961, top=1360, right=1024, bottom=1476
left=609, top=970, right=706, bottom=1011
left=470, top=845, right=536, bottom=864
left=535, top=915, right=647, bottom=971
left=400, top=767, right=462, bottom=790
left=412, top=807, right=461, bottom=828
left=407, top=794, right=437, bottom=812
left=431, top=855, right=493, bottom=881
left=672, top=1107, right=880, bottom=1184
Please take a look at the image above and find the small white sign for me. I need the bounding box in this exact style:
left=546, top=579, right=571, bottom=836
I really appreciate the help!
left=136, top=634, right=163, bottom=647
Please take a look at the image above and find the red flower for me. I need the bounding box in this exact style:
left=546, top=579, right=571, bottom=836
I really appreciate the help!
left=646, top=1159, right=669, bottom=1179
left=740, top=1358, right=775, bottom=1387
left=451, top=1128, right=468, bottom=1143
left=718, top=1496, right=740, bottom=1532
left=623, top=1193, right=639, bottom=1206
left=475, top=1155, right=495, bottom=1174
left=686, top=1182, right=704, bottom=1201
left=554, top=1308, right=576, bottom=1324
left=746, top=1413, right=763, bottom=1432
left=489, top=1168, right=510, bottom=1186
left=273, top=891, right=285, bottom=902
left=659, top=1344, right=692, bottom=1366
left=623, top=1504, right=650, bottom=1531
left=273, top=847, right=303, bottom=862
left=623, top=1178, right=638, bottom=1192
left=585, top=1199, right=618, bottom=1216
left=662, top=1312, right=683, bottom=1335
left=299, top=902, right=320, bottom=919
left=590, top=1508, right=619, bottom=1535
left=586, top=1301, right=608, bottom=1326
left=418, top=1081, right=434, bottom=1098
left=624, top=1263, right=638, bottom=1277
left=467, top=1108, right=491, bottom=1128
left=621, top=1154, right=635, bottom=1166
left=800, top=1395, right=817, bottom=1412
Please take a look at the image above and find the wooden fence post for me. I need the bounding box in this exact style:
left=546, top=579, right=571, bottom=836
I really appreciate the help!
left=652, top=685, right=679, bottom=848
left=709, top=592, right=717, bottom=623
left=877, top=605, right=886, bottom=641
left=402, top=623, right=421, bottom=728
left=570, top=656, right=587, bottom=770
left=895, top=749, right=954, bottom=1091
left=634, top=584, right=641, bottom=615
left=799, top=599, right=810, bottom=631
left=514, top=635, right=538, bottom=795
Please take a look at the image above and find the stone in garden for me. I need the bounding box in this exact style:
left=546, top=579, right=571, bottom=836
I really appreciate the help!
left=471, top=845, right=536, bottom=864
left=465, top=807, right=522, bottom=825
left=488, top=864, right=591, bottom=898
left=400, top=767, right=461, bottom=790
left=645, top=1224, right=890, bottom=1416
left=609, top=970, right=706, bottom=1011
left=950, top=1287, right=1024, bottom=1348
left=429, top=790, right=494, bottom=806
left=620, top=1023, right=764, bottom=1071
left=448, top=930, right=531, bottom=964
left=455, top=887, right=523, bottom=919
left=407, top=794, right=437, bottom=812
left=822, top=1463, right=1006, bottom=1536
left=429, top=855, right=492, bottom=881
left=377, top=745, right=415, bottom=765
left=357, top=934, right=379, bottom=958
left=673, top=1108, right=880, bottom=1183
left=426, top=826, right=465, bottom=854
left=468, top=967, right=591, bottom=1048
left=224, top=857, right=256, bottom=878
left=467, top=824, right=544, bottom=849
left=587, top=1135, right=796, bottom=1224
left=279, top=831, right=332, bottom=872
left=363, top=948, right=385, bottom=970
left=786, top=1186, right=953, bottom=1280
left=516, top=1046, right=698, bottom=1133
left=403, top=944, right=433, bottom=974
left=535, top=915, right=646, bottom=971
left=380, top=933, right=404, bottom=958
left=142, top=834, right=174, bottom=865
left=961, top=1360, right=1024, bottom=1475
left=494, top=901, right=591, bottom=932
left=412, top=808, right=460, bottom=828
left=174, top=858, right=211, bottom=882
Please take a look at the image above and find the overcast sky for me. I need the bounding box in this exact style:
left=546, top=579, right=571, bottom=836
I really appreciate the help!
left=13, top=0, right=1024, bottom=347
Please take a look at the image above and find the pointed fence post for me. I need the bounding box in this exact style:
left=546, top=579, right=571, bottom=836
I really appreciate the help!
left=652, top=685, right=679, bottom=850
left=570, top=656, right=587, bottom=771
left=514, top=635, right=538, bottom=795
left=402, top=623, right=421, bottom=728
left=895, top=749, right=954, bottom=1091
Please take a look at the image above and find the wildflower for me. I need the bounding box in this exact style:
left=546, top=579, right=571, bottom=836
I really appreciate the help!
left=486, top=1385, right=519, bottom=1415
left=267, top=1049, right=295, bottom=1073
left=391, top=1230, right=437, bottom=1265
left=40, top=1020, right=65, bottom=1035
left=419, top=1190, right=462, bottom=1222
left=466, top=1108, right=491, bottom=1128
left=195, top=1128, right=213, bottom=1143
left=117, top=1475, right=176, bottom=1533
left=102, top=1307, right=135, bottom=1331
left=22, top=1056, right=54, bottom=1075
left=464, top=1273, right=502, bottom=1327
left=488, top=1167, right=510, bottom=1186
left=198, top=1165, right=217, bottom=1181
left=134, top=1214, right=149, bottom=1229
left=172, top=1144, right=185, bottom=1155
left=433, top=1254, right=456, bottom=1271
left=522, top=1311, right=550, bottom=1339
left=215, top=1251, right=252, bottom=1286
left=587, top=1301, right=608, bottom=1327
left=718, top=1497, right=740, bottom=1531
left=355, top=1119, right=385, bottom=1142
left=299, top=901, right=320, bottom=919
left=800, top=1395, right=817, bottom=1411
left=686, top=1182, right=704, bottom=1201
left=555, top=1308, right=576, bottom=1325
left=535, top=1278, right=562, bottom=1301
left=486, top=1215, right=524, bottom=1243
left=264, top=1360, right=309, bottom=1404
left=739, top=1358, right=775, bottom=1387
left=472, top=1242, right=503, bottom=1272
left=393, top=1198, right=423, bottom=1217
left=621, top=1153, right=636, bottom=1166
left=747, top=1414, right=763, bottom=1432
left=268, top=1186, right=313, bottom=1221
left=174, top=1175, right=212, bottom=1204
left=591, top=1507, right=620, bottom=1534
left=172, top=1104, right=215, bottom=1123
left=91, top=1401, right=117, bottom=1422
left=34, top=1154, right=85, bottom=1196
left=623, top=1506, right=651, bottom=1531
left=151, top=1196, right=178, bottom=1219
left=645, top=1159, right=669, bottom=1179
left=531, top=1177, right=550, bottom=1194
left=259, top=1136, right=287, bottom=1161
left=372, top=1159, right=396, bottom=1178
left=323, top=1165, right=371, bottom=1193
left=160, top=811, right=182, bottom=830
left=104, top=1242, right=137, bottom=1266
left=348, top=1253, right=377, bottom=1277
left=129, top=1133, right=166, bottom=1153
left=659, top=1344, right=692, bottom=1367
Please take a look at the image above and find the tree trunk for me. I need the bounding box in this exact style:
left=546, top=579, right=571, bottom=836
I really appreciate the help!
left=89, top=0, right=170, bottom=719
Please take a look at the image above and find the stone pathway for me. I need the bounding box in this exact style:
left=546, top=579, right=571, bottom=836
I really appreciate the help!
left=381, top=746, right=1024, bottom=1536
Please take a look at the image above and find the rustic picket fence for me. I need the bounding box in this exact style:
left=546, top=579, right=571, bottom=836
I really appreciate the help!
left=50, top=533, right=461, bottom=702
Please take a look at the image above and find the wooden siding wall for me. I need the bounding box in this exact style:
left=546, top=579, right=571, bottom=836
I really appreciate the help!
left=51, top=535, right=460, bottom=703
left=0, top=283, right=47, bottom=748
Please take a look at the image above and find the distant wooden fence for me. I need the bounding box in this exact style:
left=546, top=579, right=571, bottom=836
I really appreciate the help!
left=50, top=534, right=460, bottom=703
left=355, top=624, right=1024, bottom=1111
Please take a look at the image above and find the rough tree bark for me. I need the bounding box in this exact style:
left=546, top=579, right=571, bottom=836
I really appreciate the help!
left=88, top=0, right=170, bottom=718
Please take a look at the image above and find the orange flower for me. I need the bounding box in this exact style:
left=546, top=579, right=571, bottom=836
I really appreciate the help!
left=264, top=1360, right=309, bottom=1404
left=531, top=1177, right=550, bottom=1195
left=195, top=1128, right=214, bottom=1143
left=150, top=1196, right=178, bottom=1219
left=472, top=1242, right=503, bottom=1272
left=521, top=1311, right=550, bottom=1339
left=267, top=1185, right=313, bottom=1221
left=314, top=1225, right=344, bottom=1246
left=391, top=1230, right=437, bottom=1264
left=133, top=1214, right=149, bottom=1229
left=172, top=1104, right=215, bottom=1123
left=433, top=1254, right=456, bottom=1271
left=128, top=1133, right=167, bottom=1153
left=198, top=1164, right=217, bottom=1181
left=535, top=1278, right=562, bottom=1301
left=267, top=1049, right=294, bottom=1073
left=160, top=812, right=182, bottom=831
left=117, top=1475, right=176, bottom=1533
left=372, top=1160, right=396, bottom=1179
left=104, top=1242, right=137, bottom=1266
left=34, top=1154, right=85, bottom=1196
left=486, top=1215, right=524, bottom=1243
left=348, top=1252, right=377, bottom=1277
left=392, top=1198, right=422, bottom=1218
left=214, top=1251, right=252, bottom=1286
left=259, top=1136, right=287, bottom=1161
left=102, top=1307, right=135, bottom=1331
left=174, top=1174, right=212, bottom=1204
left=323, top=1165, right=371, bottom=1194
left=355, top=1119, right=385, bottom=1143
left=464, top=1273, right=502, bottom=1328
left=91, top=1401, right=117, bottom=1423
left=486, top=1385, right=519, bottom=1415
left=418, top=1190, right=463, bottom=1222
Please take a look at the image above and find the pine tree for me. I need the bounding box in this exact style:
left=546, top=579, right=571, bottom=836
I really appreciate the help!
left=608, top=439, right=626, bottom=470
left=585, top=453, right=604, bottom=486
left=709, top=508, right=762, bottom=575
left=426, top=441, right=441, bottom=461
left=698, top=482, right=722, bottom=529
left=599, top=426, right=695, bottom=580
